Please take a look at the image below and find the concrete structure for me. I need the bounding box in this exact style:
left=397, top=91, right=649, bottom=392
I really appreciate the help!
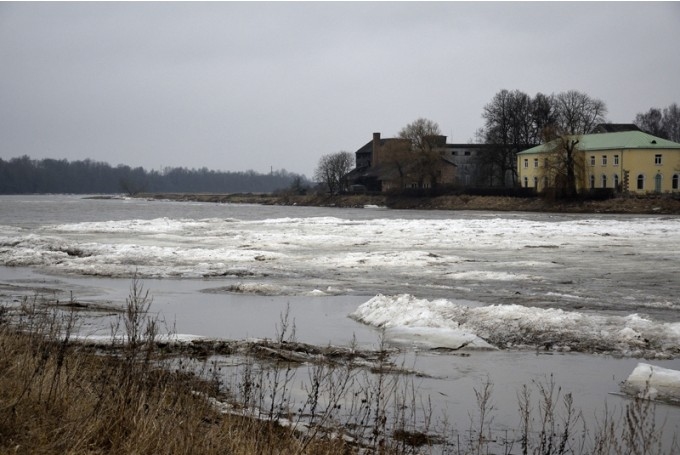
left=517, top=131, right=680, bottom=194
left=439, top=143, right=499, bottom=186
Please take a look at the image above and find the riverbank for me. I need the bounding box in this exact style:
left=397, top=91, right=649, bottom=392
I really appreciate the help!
left=136, top=192, right=680, bottom=214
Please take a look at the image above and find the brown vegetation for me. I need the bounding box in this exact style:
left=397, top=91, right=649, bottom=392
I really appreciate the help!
left=1, top=285, right=678, bottom=454
left=137, top=192, right=680, bottom=215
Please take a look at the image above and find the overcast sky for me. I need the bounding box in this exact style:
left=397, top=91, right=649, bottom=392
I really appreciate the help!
left=1, top=2, right=679, bottom=177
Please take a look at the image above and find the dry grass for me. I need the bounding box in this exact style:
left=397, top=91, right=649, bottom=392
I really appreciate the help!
left=1, top=284, right=678, bottom=455
left=0, top=290, right=356, bottom=455
left=136, top=192, right=680, bottom=214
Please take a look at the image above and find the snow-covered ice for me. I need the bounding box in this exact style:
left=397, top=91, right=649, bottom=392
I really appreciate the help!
left=351, top=294, right=680, bottom=356
left=2, top=197, right=680, bottom=357
left=621, top=363, right=680, bottom=404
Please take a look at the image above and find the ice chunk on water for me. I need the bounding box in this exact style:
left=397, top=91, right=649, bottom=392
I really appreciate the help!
left=385, top=326, right=495, bottom=350
left=621, top=363, right=680, bottom=404
left=351, top=294, right=680, bottom=356
left=350, top=294, right=494, bottom=350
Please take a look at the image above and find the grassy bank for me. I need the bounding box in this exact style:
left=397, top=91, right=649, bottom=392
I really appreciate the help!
left=136, top=192, right=680, bottom=215
left=0, top=294, right=358, bottom=455
left=2, top=284, right=678, bottom=454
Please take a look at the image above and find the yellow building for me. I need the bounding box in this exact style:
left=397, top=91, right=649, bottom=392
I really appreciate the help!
left=517, top=131, right=680, bottom=194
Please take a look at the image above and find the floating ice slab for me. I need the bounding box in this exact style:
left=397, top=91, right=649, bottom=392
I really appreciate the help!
left=351, top=294, right=680, bottom=356
left=621, top=363, right=680, bottom=404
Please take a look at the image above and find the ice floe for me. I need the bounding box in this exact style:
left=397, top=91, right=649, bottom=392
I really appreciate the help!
left=2, top=212, right=680, bottom=356
left=350, top=294, right=680, bottom=356
left=621, top=363, right=680, bottom=404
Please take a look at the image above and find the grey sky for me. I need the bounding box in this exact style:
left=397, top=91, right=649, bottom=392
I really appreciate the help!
left=1, top=2, right=679, bottom=178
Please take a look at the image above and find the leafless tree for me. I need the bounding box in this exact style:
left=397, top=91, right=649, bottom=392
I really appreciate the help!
left=481, top=90, right=551, bottom=186
left=634, top=103, right=680, bottom=142
left=380, top=139, right=412, bottom=190
left=314, top=151, right=353, bottom=194
left=542, top=91, right=607, bottom=197
left=398, top=118, right=442, bottom=153
left=397, top=118, right=444, bottom=188
left=664, top=103, right=680, bottom=142
left=539, top=127, right=586, bottom=198
left=552, top=90, right=607, bottom=136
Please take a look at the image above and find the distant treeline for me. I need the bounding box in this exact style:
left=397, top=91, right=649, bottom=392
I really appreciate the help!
left=0, top=156, right=310, bottom=195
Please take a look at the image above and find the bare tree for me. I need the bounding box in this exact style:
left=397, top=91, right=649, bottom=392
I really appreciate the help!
left=635, top=108, right=666, bottom=138
left=552, top=90, right=607, bottom=135
left=634, top=103, right=680, bottom=142
left=481, top=90, right=549, bottom=186
left=541, top=90, right=607, bottom=197
left=531, top=92, right=557, bottom=140
left=664, top=103, right=680, bottom=143
left=380, top=139, right=412, bottom=190
left=398, top=118, right=442, bottom=153
left=397, top=118, right=444, bottom=188
left=539, top=128, right=586, bottom=198
left=314, top=151, right=353, bottom=194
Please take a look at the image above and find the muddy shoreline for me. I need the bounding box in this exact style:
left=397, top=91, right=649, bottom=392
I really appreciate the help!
left=135, top=192, right=680, bottom=215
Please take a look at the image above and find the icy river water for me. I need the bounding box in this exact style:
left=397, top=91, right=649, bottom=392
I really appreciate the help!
left=1, top=194, right=679, bottom=447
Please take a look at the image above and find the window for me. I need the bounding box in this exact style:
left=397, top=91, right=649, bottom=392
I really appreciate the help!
left=590, top=175, right=595, bottom=189
left=655, top=154, right=662, bottom=165
left=590, top=156, right=595, bottom=166
left=637, top=174, right=645, bottom=190
left=464, top=151, right=471, bottom=156
left=613, top=155, right=619, bottom=166
left=602, top=174, right=607, bottom=188
left=602, top=155, right=607, bottom=166
left=673, top=174, right=679, bottom=190
left=654, top=173, right=662, bottom=193
left=523, top=177, right=528, bottom=188
left=614, top=174, right=619, bottom=189
left=534, top=158, right=539, bottom=168
left=451, top=151, right=457, bottom=156
left=533, top=176, right=538, bottom=188
left=544, top=158, right=549, bottom=167
left=524, top=159, right=528, bottom=168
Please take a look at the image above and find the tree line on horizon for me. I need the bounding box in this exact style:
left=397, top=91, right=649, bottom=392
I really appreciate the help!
left=0, top=156, right=310, bottom=195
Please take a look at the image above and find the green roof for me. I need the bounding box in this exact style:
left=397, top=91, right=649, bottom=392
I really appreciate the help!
left=517, top=131, right=680, bottom=155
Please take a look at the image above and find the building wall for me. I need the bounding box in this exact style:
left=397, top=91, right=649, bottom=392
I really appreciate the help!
left=619, top=149, right=680, bottom=193
left=440, top=161, right=457, bottom=185
left=518, top=148, right=680, bottom=194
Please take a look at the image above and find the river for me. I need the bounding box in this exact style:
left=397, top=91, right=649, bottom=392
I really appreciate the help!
left=1, top=194, right=679, bottom=450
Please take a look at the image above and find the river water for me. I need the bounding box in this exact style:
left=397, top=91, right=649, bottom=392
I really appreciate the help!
left=1, top=194, right=679, bottom=448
